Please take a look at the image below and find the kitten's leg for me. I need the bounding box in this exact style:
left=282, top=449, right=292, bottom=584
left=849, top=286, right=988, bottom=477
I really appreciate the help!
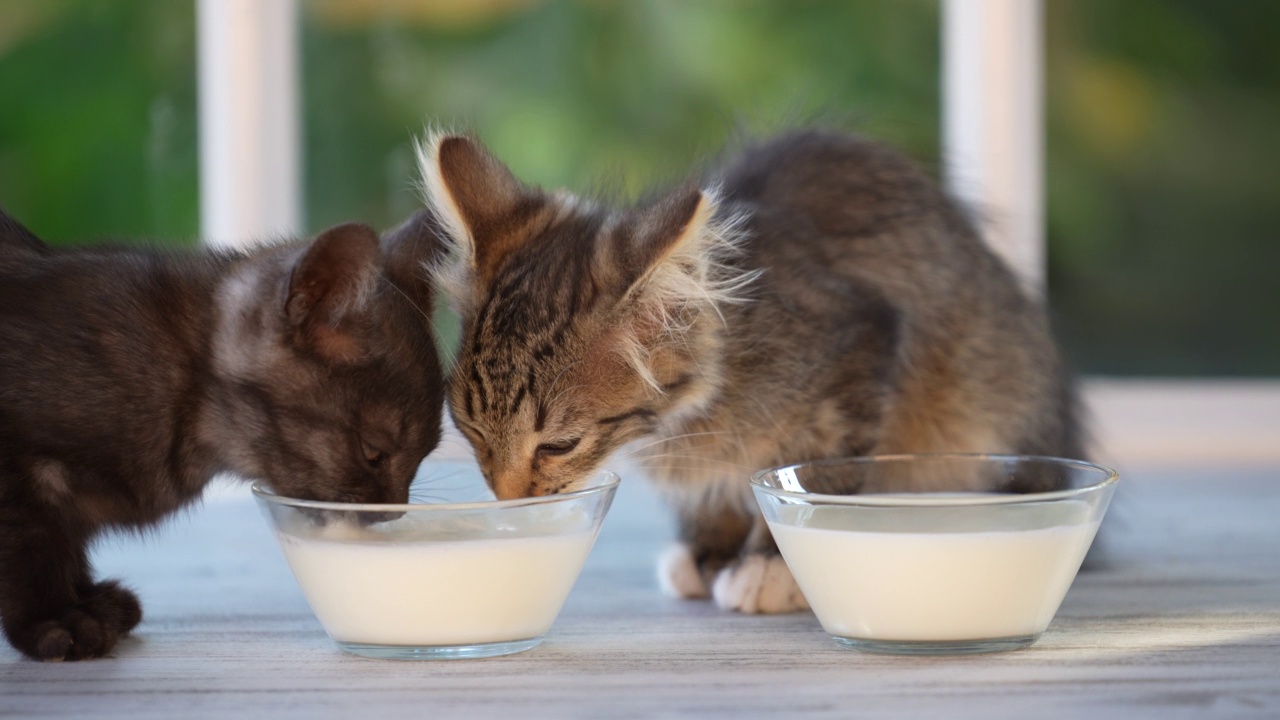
left=710, top=515, right=809, bottom=614
left=657, top=489, right=755, bottom=601
left=0, top=496, right=142, bottom=661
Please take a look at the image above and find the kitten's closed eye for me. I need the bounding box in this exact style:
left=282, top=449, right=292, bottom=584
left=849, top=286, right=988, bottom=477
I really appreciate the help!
left=536, top=438, right=580, bottom=459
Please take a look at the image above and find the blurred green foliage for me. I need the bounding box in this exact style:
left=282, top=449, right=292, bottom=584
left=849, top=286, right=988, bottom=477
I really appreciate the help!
left=300, top=0, right=940, bottom=230
left=0, top=0, right=1275, bottom=375
left=1043, top=0, right=1280, bottom=375
left=0, top=0, right=197, bottom=244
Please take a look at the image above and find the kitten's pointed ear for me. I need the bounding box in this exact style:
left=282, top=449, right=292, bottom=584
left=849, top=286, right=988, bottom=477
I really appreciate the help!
left=286, top=223, right=381, bottom=363
left=417, top=133, right=547, bottom=301
left=603, top=186, right=744, bottom=392
left=611, top=185, right=718, bottom=293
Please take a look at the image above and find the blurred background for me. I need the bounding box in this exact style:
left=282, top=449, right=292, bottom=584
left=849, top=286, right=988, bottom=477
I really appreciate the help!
left=0, top=0, right=1276, bottom=383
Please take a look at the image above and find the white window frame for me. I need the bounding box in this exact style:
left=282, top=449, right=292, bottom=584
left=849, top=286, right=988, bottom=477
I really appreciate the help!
left=941, top=0, right=1279, bottom=469
left=196, top=0, right=1280, bottom=469
left=197, top=0, right=300, bottom=248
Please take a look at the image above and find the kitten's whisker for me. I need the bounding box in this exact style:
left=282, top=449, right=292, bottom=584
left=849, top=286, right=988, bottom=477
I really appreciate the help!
left=411, top=478, right=471, bottom=492
left=414, top=469, right=468, bottom=482
left=409, top=481, right=474, bottom=494
left=630, top=451, right=755, bottom=469
left=545, top=359, right=585, bottom=394
left=631, top=464, right=752, bottom=478
left=409, top=494, right=451, bottom=503
left=623, top=430, right=731, bottom=455
left=411, top=482, right=471, bottom=494
left=632, top=446, right=746, bottom=462
left=379, top=275, right=432, bottom=323
left=739, top=395, right=793, bottom=457
left=543, top=383, right=590, bottom=412
left=554, top=469, right=620, bottom=495
left=418, top=468, right=468, bottom=478
left=631, top=455, right=756, bottom=473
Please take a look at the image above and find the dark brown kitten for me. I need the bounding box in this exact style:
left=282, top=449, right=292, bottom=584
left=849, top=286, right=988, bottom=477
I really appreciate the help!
left=419, top=129, right=1083, bottom=615
left=0, top=209, right=446, bottom=661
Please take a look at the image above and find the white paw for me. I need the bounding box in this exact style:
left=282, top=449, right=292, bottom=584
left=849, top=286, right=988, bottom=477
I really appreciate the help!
left=656, top=543, right=709, bottom=599
left=712, top=554, right=809, bottom=614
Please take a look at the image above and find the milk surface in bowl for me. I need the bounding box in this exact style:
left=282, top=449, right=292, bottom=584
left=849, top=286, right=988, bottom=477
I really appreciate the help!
left=255, top=467, right=618, bottom=660
left=752, top=455, right=1117, bottom=655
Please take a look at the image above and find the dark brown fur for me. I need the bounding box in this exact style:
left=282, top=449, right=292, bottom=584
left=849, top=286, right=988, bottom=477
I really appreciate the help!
left=0, top=209, right=446, bottom=660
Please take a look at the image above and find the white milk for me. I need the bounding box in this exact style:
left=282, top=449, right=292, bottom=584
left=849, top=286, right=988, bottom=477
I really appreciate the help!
left=277, top=528, right=596, bottom=646
left=769, top=502, right=1100, bottom=641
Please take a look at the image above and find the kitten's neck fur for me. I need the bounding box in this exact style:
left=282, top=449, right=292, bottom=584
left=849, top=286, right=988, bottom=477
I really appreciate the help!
left=198, top=247, right=300, bottom=488
left=52, top=248, right=250, bottom=514
left=160, top=253, right=236, bottom=500
left=4, top=242, right=319, bottom=520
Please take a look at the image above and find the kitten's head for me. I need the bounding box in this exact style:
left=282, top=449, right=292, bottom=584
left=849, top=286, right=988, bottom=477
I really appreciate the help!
left=208, top=215, right=446, bottom=504
left=418, top=133, right=754, bottom=499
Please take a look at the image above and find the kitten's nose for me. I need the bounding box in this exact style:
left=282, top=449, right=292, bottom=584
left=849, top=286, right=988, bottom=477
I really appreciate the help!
left=491, top=470, right=534, bottom=500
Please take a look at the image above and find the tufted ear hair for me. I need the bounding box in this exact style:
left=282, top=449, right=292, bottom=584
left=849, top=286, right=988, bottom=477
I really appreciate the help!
left=285, top=222, right=381, bottom=363
left=609, top=185, right=716, bottom=294
left=416, top=132, right=548, bottom=312
left=599, top=185, right=758, bottom=391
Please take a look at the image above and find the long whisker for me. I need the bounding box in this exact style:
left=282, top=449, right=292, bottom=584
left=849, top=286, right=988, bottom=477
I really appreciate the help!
left=543, top=383, right=590, bottom=413
left=623, top=430, right=731, bottom=455
left=630, top=449, right=754, bottom=466
left=413, top=469, right=469, bottom=482
left=408, top=493, right=454, bottom=503
left=630, top=465, right=754, bottom=478
left=409, top=483, right=471, bottom=495
left=545, top=359, right=585, bottom=394
left=379, top=274, right=432, bottom=324
left=630, top=456, right=757, bottom=473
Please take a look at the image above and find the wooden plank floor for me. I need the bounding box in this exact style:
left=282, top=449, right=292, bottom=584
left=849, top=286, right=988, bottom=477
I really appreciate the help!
left=2, top=461, right=1278, bottom=719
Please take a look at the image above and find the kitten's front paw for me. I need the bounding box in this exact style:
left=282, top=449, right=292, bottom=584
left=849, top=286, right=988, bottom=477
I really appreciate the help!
left=711, top=554, right=809, bottom=614
left=18, top=581, right=141, bottom=662
left=656, top=543, right=709, bottom=599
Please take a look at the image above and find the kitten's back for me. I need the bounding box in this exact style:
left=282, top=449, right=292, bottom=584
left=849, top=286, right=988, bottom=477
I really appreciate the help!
left=0, top=209, right=53, bottom=266
left=709, top=130, right=1083, bottom=488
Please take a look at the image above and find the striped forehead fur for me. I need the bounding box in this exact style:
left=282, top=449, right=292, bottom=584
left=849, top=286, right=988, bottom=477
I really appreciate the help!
left=414, top=129, right=759, bottom=393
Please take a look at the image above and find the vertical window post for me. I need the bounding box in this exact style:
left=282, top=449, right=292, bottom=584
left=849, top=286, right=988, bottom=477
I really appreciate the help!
left=943, top=0, right=1044, bottom=292
left=197, top=0, right=301, bottom=249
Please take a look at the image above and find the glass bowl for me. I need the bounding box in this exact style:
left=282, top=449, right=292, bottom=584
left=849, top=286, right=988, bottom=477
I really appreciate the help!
left=253, top=469, right=619, bottom=660
left=751, top=454, right=1117, bottom=655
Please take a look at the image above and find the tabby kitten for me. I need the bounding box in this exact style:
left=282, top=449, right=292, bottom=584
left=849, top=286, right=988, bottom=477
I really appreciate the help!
left=0, top=209, right=445, bottom=661
left=421, top=129, right=1083, bottom=614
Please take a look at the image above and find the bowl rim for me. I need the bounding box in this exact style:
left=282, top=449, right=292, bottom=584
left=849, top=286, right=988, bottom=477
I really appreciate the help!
left=251, top=471, right=620, bottom=512
left=750, top=454, right=1118, bottom=507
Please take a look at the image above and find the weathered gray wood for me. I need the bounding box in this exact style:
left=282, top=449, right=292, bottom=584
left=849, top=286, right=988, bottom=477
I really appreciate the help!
left=2, top=465, right=1278, bottom=719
